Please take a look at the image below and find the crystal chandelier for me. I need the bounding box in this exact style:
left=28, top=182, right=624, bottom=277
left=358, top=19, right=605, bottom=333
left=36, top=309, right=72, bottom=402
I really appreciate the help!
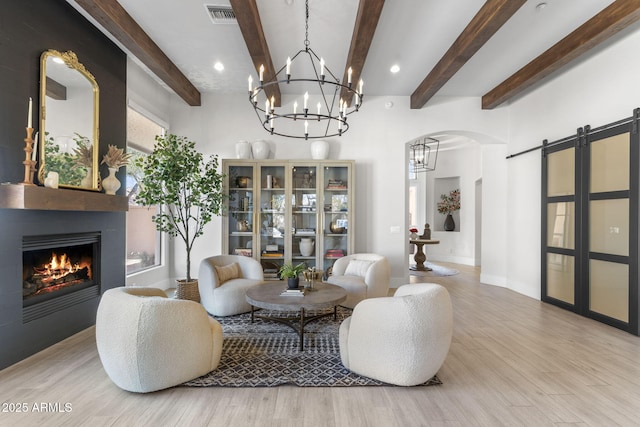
left=247, top=0, right=363, bottom=139
left=410, top=137, right=439, bottom=173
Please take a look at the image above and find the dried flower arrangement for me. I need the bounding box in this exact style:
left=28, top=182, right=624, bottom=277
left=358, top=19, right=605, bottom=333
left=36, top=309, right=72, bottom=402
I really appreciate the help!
left=101, top=144, right=131, bottom=169
left=437, top=189, right=461, bottom=215
left=72, top=135, right=93, bottom=169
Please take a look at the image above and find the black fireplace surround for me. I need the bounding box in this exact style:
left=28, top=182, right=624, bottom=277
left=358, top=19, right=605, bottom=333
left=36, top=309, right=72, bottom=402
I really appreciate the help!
left=0, top=0, right=127, bottom=369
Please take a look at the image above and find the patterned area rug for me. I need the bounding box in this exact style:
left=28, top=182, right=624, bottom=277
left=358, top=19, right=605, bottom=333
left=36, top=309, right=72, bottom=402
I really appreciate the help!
left=183, top=307, right=442, bottom=388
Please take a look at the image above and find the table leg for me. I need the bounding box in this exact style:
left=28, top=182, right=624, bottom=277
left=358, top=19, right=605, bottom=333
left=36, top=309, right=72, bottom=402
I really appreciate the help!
left=299, top=308, right=305, bottom=351
left=333, top=305, right=337, bottom=320
left=410, top=242, right=433, bottom=271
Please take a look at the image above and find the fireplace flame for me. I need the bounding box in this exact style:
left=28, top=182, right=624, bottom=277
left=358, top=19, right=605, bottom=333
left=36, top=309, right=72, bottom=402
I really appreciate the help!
left=46, top=252, right=81, bottom=279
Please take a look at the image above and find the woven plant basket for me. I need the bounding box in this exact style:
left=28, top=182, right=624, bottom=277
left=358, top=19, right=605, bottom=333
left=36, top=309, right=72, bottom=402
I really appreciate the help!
left=176, top=279, right=200, bottom=302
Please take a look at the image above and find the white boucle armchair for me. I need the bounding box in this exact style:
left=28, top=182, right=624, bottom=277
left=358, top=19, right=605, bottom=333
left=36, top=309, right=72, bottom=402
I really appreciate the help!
left=198, top=255, right=264, bottom=316
left=326, top=253, right=390, bottom=308
left=96, top=286, right=223, bottom=393
left=339, top=283, right=453, bottom=386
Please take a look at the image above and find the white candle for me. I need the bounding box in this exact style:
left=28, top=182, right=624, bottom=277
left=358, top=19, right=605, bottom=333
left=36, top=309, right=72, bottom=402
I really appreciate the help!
left=32, top=132, right=38, bottom=161
left=270, top=96, right=275, bottom=111
left=259, top=64, right=264, bottom=81
left=338, top=119, right=342, bottom=130
left=358, top=79, right=363, bottom=94
left=248, top=75, right=253, bottom=92
left=303, top=92, right=309, bottom=109
left=347, top=67, right=352, bottom=85
left=286, top=57, right=291, bottom=75
left=265, top=99, right=270, bottom=113
left=320, top=58, right=325, bottom=76
left=270, top=117, right=274, bottom=129
left=317, top=102, right=321, bottom=115
left=305, top=120, right=309, bottom=134
left=252, top=89, right=258, bottom=104
left=355, top=93, right=360, bottom=106
left=293, top=101, right=298, bottom=115
left=27, top=97, right=32, bottom=129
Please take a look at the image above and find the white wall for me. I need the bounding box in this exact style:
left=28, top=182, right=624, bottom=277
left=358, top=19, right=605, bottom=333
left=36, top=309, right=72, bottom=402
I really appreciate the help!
left=502, top=25, right=640, bottom=300
left=163, top=24, right=640, bottom=300
left=169, top=95, right=509, bottom=287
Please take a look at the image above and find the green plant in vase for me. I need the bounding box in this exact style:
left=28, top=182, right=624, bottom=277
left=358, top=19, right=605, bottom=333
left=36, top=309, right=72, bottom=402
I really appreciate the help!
left=279, top=263, right=306, bottom=289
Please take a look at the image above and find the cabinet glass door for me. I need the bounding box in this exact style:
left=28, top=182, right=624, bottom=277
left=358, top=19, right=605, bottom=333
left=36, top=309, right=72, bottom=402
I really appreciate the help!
left=226, top=164, right=255, bottom=258
left=291, top=165, right=318, bottom=269
left=322, top=165, right=350, bottom=274
left=258, top=164, right=287, bottom=280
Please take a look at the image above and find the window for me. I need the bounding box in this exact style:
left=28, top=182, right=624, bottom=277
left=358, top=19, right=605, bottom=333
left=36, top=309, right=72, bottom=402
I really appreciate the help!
left=126, top=106, right=165, bottom=275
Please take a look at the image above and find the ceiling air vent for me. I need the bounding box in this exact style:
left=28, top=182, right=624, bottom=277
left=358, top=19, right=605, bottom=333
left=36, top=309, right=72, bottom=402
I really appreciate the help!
left=205, top=5, right=237, bottom=24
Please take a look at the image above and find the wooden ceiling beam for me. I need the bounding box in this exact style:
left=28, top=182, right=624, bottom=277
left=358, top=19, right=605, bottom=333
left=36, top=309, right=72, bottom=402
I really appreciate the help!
left=340, top=0, right=385, bottom=106
left=482, top=0, right=640, bottom=109
left=410, top=0, right=527, bottom=109
left=230, top=0, right=281, bottom=107
left=74, top=0, right=201, bottom=106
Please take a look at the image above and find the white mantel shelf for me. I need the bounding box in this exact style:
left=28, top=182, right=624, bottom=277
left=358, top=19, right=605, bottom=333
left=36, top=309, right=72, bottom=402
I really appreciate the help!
left=0, top=184, right=128, bottom=212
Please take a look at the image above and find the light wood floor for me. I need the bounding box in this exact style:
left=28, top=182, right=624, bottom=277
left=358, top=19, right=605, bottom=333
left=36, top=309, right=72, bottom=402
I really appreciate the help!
left=2, top=264, right=640, bottom=426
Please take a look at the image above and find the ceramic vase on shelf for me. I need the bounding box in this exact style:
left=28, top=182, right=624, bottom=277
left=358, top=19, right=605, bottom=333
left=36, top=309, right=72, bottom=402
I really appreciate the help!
left=80, top=167, right=93, bottom=188
left=310, top=140, right=329, bottom=159
left=102, top=167, right=121, bottom=195
left=299, top=238, right=315, bottom=256
left=252, top=140, right=270, bottom=159
left=444, top=214, right=455, bottom=231
left=235, top=140, right=252, bottom=159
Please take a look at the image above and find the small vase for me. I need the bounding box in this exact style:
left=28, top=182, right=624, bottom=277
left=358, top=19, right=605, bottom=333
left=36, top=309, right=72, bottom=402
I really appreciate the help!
left=252, top=140, right=270, bottom=159
left=310, top=140, right=329, bottom=159
left=80, top=167, right=93, bottom=188
left=444, top=214, right=455, bottom=231
left=235, top=140, right=252, bottom=159
left=299, top=238, right=315, bottom=256
left=102, top=167, right=121, bottom=195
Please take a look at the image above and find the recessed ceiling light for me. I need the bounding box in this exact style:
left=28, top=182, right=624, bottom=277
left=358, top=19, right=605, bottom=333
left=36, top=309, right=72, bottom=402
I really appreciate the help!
left=390, top=64, right=400, bottom=74
left=214, top=61, right=224, bottom=71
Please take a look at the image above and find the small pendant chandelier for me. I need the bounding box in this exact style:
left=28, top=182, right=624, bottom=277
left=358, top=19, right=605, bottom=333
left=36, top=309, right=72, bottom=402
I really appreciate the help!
left=247, top=0, right=363, bottom=139
left=410, top=137, right=439, bottom=173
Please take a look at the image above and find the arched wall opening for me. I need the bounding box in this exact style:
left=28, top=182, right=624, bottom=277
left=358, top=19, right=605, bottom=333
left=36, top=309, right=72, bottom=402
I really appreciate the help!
left=403, top=130, right=508, bottom=288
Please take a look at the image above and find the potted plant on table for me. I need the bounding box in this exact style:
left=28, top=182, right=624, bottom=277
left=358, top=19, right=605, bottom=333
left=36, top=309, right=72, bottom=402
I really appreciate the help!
left=135, top=134, right=226, bottom=301
left=278, top=263, right=306, bottom=289
left=437, top=189, right=461, bottom=231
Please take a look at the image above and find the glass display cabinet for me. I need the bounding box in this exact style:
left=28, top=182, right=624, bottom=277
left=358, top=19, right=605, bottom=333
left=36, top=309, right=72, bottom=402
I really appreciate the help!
left=222, top=159, right=354, bottom=279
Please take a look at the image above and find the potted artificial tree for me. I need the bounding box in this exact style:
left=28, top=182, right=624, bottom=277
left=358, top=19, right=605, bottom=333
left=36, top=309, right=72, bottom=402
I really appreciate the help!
left=135, top=134, right=225, bottom=301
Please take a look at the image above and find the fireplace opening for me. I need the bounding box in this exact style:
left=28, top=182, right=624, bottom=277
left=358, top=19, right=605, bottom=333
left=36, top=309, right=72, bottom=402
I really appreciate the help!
left=22, top=233, right=100, bottom=311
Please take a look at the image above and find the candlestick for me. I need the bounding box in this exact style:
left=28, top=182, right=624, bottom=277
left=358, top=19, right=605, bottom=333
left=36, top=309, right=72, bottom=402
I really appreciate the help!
left=27, top=97, right=33, bottom=129
left=21, top=127, right=36, bottom=185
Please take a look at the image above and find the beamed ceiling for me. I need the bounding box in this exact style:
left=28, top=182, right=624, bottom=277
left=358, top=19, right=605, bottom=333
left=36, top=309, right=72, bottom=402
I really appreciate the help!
left=68, top=0, right=640, bottom=109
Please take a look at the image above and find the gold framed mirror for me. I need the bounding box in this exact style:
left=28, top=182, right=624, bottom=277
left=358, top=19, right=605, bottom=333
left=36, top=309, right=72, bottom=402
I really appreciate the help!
left=38, top=49, right=100, bottom=190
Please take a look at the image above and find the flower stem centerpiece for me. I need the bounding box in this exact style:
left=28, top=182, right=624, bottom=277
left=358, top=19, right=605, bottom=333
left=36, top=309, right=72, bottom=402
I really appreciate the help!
left=437, top=189, right=460, bottom=231
left=100, top=144, right=131, bottom=195
left=135, top=134, right=226, bottom=301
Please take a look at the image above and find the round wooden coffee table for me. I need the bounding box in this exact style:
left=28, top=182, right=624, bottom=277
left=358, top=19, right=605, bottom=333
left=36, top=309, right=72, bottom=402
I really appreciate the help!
left=245, top=281, right=347, bottom=351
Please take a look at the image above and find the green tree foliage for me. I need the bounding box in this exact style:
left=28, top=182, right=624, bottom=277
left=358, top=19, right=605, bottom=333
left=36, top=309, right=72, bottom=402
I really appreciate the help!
left=135, top=134, right=226, bottom=281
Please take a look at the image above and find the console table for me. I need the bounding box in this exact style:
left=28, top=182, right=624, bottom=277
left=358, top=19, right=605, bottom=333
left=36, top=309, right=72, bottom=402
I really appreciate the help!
left=410, top=239, right=440, bottom=271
